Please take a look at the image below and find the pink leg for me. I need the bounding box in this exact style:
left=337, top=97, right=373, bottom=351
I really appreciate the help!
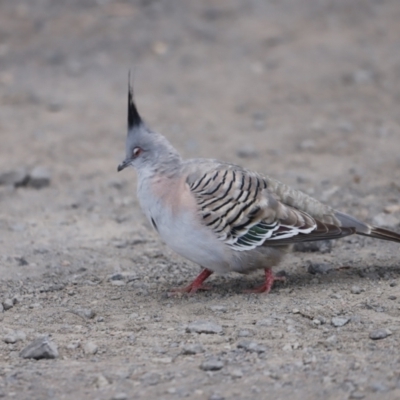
left=170, top=269, right=213, bottom=294
left=244, top=268, right=286, bottom=294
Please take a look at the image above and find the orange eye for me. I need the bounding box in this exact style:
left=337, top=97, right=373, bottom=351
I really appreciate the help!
left=132, top=147, right=142, bottom=158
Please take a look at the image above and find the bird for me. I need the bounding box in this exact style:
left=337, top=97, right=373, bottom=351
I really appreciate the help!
left=117, top=80, right=400, bottom=294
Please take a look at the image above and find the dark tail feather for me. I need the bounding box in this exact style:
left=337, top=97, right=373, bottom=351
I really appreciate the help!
left=335, top=211, right=400, bottom=243
left=359, top=226, right=400, bottom=243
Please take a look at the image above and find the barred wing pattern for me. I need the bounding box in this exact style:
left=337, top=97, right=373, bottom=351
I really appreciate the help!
left=187, top=165, right=321, bottom=251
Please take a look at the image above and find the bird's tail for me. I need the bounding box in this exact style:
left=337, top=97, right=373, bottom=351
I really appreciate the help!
left=335, top=211, right=400, bottom=243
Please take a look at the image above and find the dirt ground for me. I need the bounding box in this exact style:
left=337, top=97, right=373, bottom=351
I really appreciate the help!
left=1, top=0, right=400, bottom=399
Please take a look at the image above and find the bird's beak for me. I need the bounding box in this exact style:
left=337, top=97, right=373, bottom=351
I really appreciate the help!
left=117, top=159, right=131, bottom=172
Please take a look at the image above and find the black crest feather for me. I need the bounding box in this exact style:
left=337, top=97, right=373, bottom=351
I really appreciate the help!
left=128, top=71, right=142, bottom=129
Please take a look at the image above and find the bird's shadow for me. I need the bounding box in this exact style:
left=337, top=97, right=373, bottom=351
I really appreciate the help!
left=160, top=263, right=400, bottom=298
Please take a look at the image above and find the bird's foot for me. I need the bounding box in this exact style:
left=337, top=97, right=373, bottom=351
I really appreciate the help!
left=244, top=268, right=286, bottom=294
left=169, top=268, right=213, bottom=295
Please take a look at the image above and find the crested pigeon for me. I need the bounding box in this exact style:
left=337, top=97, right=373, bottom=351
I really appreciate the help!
left=118, top=80, right=400, bottom=294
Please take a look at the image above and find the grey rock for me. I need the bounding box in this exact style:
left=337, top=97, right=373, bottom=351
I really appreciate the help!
left=237, top=329, right=252, bottom=337
left=351, top=285, right=362, bottom=294
left=2, top=299, right=13, bottom=311
left=208, top=305, right=227, bottom=313
left=20, top=337, right=59, bottom=359
left=70, top=308, right=96, bottom=320
left=369, top=329, right=392, bottom=340
left=66, top=340, right=80, bottom=350
left=237, top=340, right=266, bottom=353
left=200, top=358, right=224, bottom=371
left=294, top=240, right=332, bottom=254
left=229, top=368, right=243, bottom=378
left=95, top=374, right=110, bottom=388
left=110, top=273, right=124, bottom=281
left=186, top=320, right=222, bottom=334
left=331, top=317, right=350, bottom=327
left=0, top=303, right=3, bottom=313
left=128, top=334, right=136, bottom=344
left=0, top=168, right=28, bottom=186
left=28, top=166, right=51, bottom=189
left=209, top=394, right=225, bottom=400
left=112, top=393, right=128, bottom=400
left=3, top=330, right=26, bottom=344
left=84, top=341, right=98, bottom=355
left=307, top=262, right=334, bottom=275
left=181, top=343, right=204, bottom=355
left=349, top=391, right=365, bottom=399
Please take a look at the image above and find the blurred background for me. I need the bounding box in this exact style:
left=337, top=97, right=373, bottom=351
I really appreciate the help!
left=1, top=2, right=400, bottom=398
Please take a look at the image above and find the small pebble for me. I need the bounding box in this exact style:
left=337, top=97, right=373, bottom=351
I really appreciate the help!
left=208, top=305, right=227, bottom=313
left=70, top=308, right=96, bottom=320
left=66, top=341, right=80, bottom=350
left=351, top=286, right=362, bottom=294
left=2, top=299, right=14, bottom=311
left=369, top=329, right=392, bottom=340
left=209, top=394, right=225, bottom=400
left=28, top=166, right=51, bottom=189
left=110, top=273, right=124, bottom=281
left=111, top=280, right=125, bottom=286
left=125, top=333, right=135, bottom=344
left=229, top=368, right=243, bottom=378
left=181, top=343, right=204, bottom=355
left=349, top=391, right=365, bottom=399
left=383, top=204, right=400, bottom=214
left=95, top=374, right=109, bottom=388
left=3, top=330, right=26, bottom=344
left=331, top=317, right=350, bottom=327
left=237, top=329, right=252, bottom=337
left=307, top=262, right=334, bottom=275
left=19, top=337, right=59, bottom=359
left=237, top=340, right=265, bottom=353
left=186, top=321, right=222, bottom=334
left=200, top=358, right=224, bottom=371
left=84, top=341, right=98, bottom=355
left=112, top=393, right=128, bottom=400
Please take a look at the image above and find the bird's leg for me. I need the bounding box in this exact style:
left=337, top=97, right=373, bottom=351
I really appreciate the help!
left=245, top=268, right=286, bottom=294
left=170, top=268, right=213, bottom=294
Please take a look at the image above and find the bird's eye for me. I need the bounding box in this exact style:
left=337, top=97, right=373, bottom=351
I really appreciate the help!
left=132, top=147, right=142, bottom=158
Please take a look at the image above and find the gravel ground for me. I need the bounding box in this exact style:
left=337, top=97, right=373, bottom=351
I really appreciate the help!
left=1, top=1, right=400, bottom=399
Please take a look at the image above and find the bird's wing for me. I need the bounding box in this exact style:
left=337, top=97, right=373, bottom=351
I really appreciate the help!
left=186, top=165, right=354, bottom=251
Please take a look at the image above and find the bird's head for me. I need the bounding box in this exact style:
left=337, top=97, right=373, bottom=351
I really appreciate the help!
left=117, top=75, right=181, bottom=173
